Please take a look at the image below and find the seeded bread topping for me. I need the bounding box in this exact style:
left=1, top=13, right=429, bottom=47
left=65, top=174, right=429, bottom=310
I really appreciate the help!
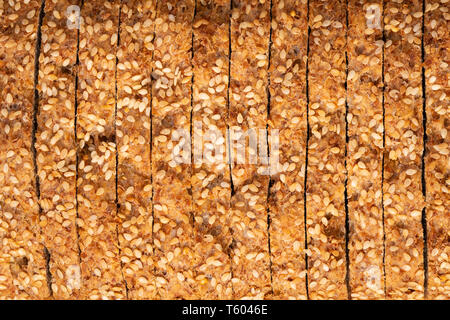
left=36, top=0, right=81, bottom=299
left=116, top=0, right=157, bottom=300
left=229, top=0, right=272, bottom=300
left=383, top=0, right=425, bottom=299
left=151, top=0, right=197, bottom=300
left=0, top=0, right=49, bottom=299
left=424, top=0, right=449, bottom=300
left=268, top=0, right=308, bottom=300
left=0, top=0, right=448, bottom=300
left=192, top=0, right=234, bottom=299
left=306, top=0, right=348, bottom=300
left=347, top=0, right=385, bottom=300
left=76, top=0, right=127, bottom=300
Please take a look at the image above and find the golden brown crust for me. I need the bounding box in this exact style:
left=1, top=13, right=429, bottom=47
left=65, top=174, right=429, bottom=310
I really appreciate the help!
left=424, top=0, right=449, bottom=300
left=0, top=0, right=50, bottom=300
left=0, top=0, right=449, bottom=300
left=229, top=0, right=272, bottom=300
left=151, top=0, right=197, bottom=299
left=306, top=0, right=348, bottom=300
left=383, top=0, right=425, bottom=300
left=36, top=0, right=82, bottom=299
left=76, top=0, right=126, bottom=300
left=191, top=0, right=233, bottom=299
left=268, top=0, right=308, bottom=300
left=116, top=0, right=157, bottom=300
left=347, top=0, right=385, bottom=299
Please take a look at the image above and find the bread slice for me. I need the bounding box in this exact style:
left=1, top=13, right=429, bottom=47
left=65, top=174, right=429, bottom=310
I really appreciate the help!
left=306, top=0, right=348, bottom=300
left=229, top=0, right=272, bottom=300
left=424, top=0, right=449, bottom=300
left=269, top=0, right=309, bottom=300
left=383, top=0, right=425, bottom=300
left=0, top=0, right=50, bottom=300
left=347, top=0, right=385, bottom=300
left=36, top=0, right=82, bottom=299
left=116, top=0, right=157, bottom=300
left=191, top=0, right=234, bottom=299
left=76, top=0, right=126, bottom=300
left=151, top=0, right=197, bottom=299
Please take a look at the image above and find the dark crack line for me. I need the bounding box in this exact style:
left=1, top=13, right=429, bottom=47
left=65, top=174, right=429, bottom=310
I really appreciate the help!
left=421, top=0, right=429, bottom=298
left=303, top=0, right=311, bottom=301
left=32, top=0, right=45, bottom=215
left=188, top=3, right=197, bottom=290
left=149, top=0, right=159, bottom=300
left=226, top=0, right=235, bottom=198
left=113, top=0, right=129, bottom=299
left=381, top=0, right=387, bottom=297
left=265, top=0, right=274, bottom=296
left=74, top=0, right=84, bottom=276
left=43, top=247, right=53, bottom=297
left=344, top=0, right=351, bottom=300
left=226, top=0, right=235, bottom=297
left=32, top=0, right=53, bottom=298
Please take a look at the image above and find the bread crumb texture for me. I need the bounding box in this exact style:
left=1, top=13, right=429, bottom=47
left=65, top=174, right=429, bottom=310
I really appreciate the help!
left=0, top=0, right=448, bottom=300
